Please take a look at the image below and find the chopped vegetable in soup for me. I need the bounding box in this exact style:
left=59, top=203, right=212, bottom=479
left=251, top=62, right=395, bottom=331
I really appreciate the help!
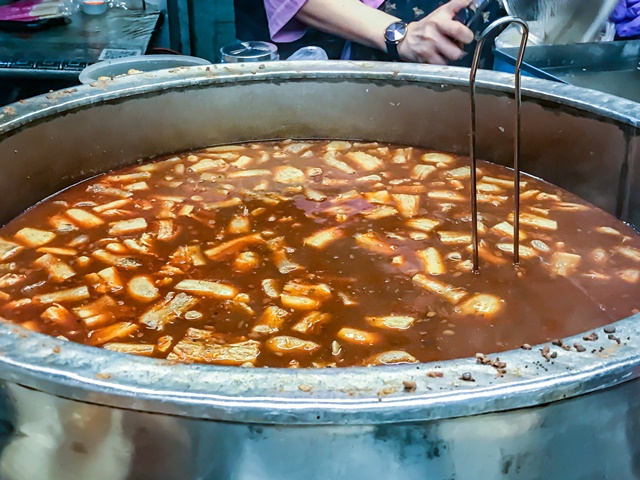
left=0, top=140, right=639, bottom=367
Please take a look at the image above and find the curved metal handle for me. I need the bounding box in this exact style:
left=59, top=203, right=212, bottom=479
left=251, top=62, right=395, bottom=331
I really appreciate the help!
left=469, top=16, right=529, bottom=272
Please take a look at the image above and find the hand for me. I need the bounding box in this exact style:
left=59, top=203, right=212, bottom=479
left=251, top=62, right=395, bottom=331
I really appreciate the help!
left=397, top=0, right=475, bottom=65
left=610, top=0, right=640, bottom=37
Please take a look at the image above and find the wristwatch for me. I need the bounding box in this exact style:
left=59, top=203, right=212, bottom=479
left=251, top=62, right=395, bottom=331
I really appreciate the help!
left=384, top=21, right=408, bottom=61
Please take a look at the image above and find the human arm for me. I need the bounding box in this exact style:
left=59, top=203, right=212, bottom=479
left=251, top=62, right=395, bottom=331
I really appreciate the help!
left=269, top=0, right=475, bottom=64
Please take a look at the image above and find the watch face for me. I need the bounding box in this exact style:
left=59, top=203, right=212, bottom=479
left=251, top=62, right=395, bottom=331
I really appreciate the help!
left=385, top=22, right=407, bottom=43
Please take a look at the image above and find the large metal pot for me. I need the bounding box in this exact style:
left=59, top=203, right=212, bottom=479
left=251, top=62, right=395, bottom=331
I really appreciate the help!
left=0, top=62, right=639, bottom=480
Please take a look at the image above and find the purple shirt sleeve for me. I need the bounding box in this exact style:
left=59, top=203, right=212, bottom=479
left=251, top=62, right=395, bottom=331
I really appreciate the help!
left=265, top=0, right=385, bottom=43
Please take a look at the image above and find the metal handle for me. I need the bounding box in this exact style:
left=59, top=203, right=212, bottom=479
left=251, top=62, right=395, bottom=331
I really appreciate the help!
left=469, top=16, right=529, bottom=272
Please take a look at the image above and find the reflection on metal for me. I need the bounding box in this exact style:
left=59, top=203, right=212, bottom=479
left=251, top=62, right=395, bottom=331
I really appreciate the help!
left=469, top=16, right=529, bottom=271
left=1, top=380, right=640, bottom=480
left=495, top=39, right=640, bottom=104
left=502, top=0, right=617, bottom=44
left=0, top=62, right=639, bottom=478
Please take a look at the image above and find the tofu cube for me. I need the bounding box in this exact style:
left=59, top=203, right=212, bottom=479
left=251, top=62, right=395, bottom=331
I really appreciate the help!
left=266, top=336, right=320, bottom=354
left=366, top=350, right=418, bottom=366
left=336, top=327, right=380, bottom=346
left=252, top=306, right=290, bottom=334
left=457, top=294, right=504, bottom=319
left=127, top=275, right=160, bottom=302
left=417, top=247, right=445, bottom=275
left=291, top=311, right=331, bottom=334
left=365, top=315, right=415, bottom=330
left=108, top=218, right=148, bottom=236
left=304, top=227, right=344, bottom=249
left=65, top=209, right=104, bottom=228
left=549, top=252, right=582, bottom=277
left=175, top=279, right=238, bottom=299
left=14, top=228, right=56, bottom=248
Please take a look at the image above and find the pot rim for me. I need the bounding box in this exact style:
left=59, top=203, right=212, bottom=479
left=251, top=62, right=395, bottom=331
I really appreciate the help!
left=0, top=61, right=639, bottom=425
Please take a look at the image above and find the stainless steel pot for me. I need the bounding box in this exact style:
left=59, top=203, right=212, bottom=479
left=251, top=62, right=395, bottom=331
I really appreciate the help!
left=0, top=62, right=639, bottom=480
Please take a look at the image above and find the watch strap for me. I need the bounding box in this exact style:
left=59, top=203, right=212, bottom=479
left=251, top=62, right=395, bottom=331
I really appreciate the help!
left=386, top=40, right=401, bottom=61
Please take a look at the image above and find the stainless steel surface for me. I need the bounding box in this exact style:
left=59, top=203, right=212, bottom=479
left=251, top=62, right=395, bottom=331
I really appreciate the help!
left=0, top=62, right=639, bottom=479
left=495, top=39, right=640, bottom=104
left=2, top=379, right=640, bottom=480
left=78, top=54, right=211, bottom=84
left=470, top=17, right=529, bottom=271
left=502, top=0, right=617, bottom=44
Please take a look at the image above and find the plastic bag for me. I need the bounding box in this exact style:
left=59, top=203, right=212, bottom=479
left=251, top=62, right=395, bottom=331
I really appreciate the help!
left=611, top=0, right=640, bottom=37
left=0, top=0, right=75, bottom=22
left=286, top=46, right=329, bottom=61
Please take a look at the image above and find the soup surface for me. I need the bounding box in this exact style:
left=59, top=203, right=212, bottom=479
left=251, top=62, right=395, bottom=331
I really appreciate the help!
left=0, top=140, right=639, bottom=368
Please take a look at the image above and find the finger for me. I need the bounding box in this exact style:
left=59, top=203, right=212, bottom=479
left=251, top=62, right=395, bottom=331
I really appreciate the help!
left=412, top=43, right=448, bottom=65
left=432, top=30, right=465, bottom=61
left=441, top=0, right=474, bottom=16
left=427, top=52, right=448, bottom=65
left=437, top=18, right=475, bottom=44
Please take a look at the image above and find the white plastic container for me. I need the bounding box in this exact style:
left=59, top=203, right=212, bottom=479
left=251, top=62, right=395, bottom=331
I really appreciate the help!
left=78, top=55, right=211, bottom=84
